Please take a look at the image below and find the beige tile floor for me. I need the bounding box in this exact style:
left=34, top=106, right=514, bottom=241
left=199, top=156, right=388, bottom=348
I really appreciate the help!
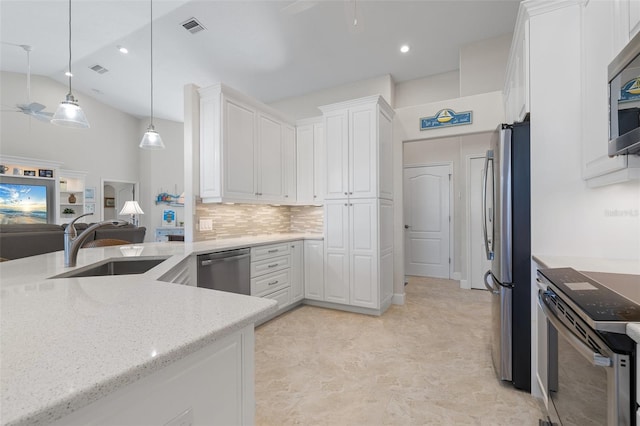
left=255, top=276, right=546, bottom=425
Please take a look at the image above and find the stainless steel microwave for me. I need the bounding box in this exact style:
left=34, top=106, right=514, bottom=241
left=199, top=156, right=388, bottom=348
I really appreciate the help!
left=609, top=30, right=640, bottom=156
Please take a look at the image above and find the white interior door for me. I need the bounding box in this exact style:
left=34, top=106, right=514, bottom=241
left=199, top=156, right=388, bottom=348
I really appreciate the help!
left=404, top=165, right=451, bottom=278
left=470, top=157, right=492, bottom=289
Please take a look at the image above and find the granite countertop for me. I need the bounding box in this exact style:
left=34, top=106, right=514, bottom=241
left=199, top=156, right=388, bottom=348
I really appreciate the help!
left=0, top=233, right=322, bottom=426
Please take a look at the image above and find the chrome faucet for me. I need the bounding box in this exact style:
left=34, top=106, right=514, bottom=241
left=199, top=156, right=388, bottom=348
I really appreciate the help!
left=64, top=213, right=128, bottom=267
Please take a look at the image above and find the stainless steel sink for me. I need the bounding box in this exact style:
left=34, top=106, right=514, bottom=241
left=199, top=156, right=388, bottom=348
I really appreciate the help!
left=51, top=257, right=169, bottom=279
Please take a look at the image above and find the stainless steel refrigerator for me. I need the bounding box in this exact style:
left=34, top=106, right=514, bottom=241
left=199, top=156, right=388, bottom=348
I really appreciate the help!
left=483, top=120, right=531, bottom=391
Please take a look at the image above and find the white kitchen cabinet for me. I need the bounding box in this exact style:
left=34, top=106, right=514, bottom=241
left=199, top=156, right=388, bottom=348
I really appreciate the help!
left=257, top=113, right=285, bottom=202
left=283, top=125, right=297, bottom=203
left=581, top=0, right=640, bottom=187
left=290, top=240, right=304, bottom=303
left=52, top=325, right=255, bottom=426
left=304, top=239, right=324, bottom=301
left=296, top=118, right=324, bottom=205
left=503, top=14, right=529, bottom=124
left=323, top=198, right=393, bottom=311
left=199, top=84, right=296, bottom=204
left=629, top=0, right=640, bottom=39
left=320, top=95, right=394, bottom=201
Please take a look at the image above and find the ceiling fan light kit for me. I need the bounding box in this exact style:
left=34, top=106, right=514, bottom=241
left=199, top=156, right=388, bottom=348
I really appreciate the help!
left=52, top=0, right=90, bottom=129
left=139, top=0, right=164, bottom=149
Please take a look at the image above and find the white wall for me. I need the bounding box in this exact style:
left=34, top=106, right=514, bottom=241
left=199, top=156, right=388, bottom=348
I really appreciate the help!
left=460, top=33, right=513, bottom=97
left=138, top=117, right=185, bottom=241
left=268, top=74, right=394, bottom=120
left=0, top=71, right=141, bottom=221
left=394, top=71, right=460, bottom=109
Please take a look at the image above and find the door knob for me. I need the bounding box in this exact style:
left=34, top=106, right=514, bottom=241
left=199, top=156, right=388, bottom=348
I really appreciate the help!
left=404, top=225, right=410, bottom=229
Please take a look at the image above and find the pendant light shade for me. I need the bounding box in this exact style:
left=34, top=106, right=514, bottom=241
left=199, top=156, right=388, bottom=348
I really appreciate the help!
left=52, top=0, right=90, bottom=129
left=139, top=0, right=165, bottom=149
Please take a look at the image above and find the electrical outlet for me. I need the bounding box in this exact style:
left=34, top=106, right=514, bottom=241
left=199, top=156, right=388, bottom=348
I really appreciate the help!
left=164, top=408, right=194, bottom=426
left=199, top=218, right=213, bottom=231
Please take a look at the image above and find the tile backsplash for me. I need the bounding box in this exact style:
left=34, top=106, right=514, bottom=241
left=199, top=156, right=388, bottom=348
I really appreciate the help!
left=195, top=203, right=323, bottom=241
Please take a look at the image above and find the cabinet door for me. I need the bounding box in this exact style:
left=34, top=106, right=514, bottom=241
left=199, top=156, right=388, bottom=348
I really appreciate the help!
left=324, top=110, right=349, bottom=199
left=296, top=125, right=314, bottom=204
left=304, top=240, right=324, bottom=300
left=349, top=199, right=378, bottom=309
left=283, top=125, right=296, bottom=204
left=223, top=98, right=257, bottom=201
left=313, top=123, right=325, bottom=203
left=257, top=114, right=285, bottom=202
left=324, top=200, right=349, bottom=304
left=290, top=241, right=304, bottom=303
left=349, top=105, right=377, bottom=199
left=582, top=0, right=631, bottom=182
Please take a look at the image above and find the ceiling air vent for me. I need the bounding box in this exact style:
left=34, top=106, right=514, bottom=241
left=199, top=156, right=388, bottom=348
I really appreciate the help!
left=181, top=18, right=206, bottom=34
left=89, top=64, right=109, bottom=74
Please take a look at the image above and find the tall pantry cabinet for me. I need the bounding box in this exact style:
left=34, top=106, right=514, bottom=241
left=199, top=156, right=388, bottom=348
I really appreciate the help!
left=319, top=95, right=394, bottom=314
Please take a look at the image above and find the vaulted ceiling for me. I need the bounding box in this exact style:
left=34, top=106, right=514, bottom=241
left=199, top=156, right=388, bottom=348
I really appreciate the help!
left=1, top=1, right=520, bottom=122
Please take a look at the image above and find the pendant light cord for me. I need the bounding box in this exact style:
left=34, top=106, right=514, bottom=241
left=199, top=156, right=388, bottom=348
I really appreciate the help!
left=150, top=0, right=154, bottom=127
left=68, top=0, right=72, bottom=95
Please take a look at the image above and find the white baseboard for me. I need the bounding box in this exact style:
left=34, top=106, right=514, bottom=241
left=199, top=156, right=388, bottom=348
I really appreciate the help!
left=460, top=279, right=470, bottom=290
left=452, top=272, right=461, bottom=281
left=392, top=293, right=405, bottom=305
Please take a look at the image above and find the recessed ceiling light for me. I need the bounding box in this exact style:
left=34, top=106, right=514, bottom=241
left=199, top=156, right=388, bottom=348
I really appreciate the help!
left=65, top=71, right=73, bottom=77
left=400, top=45, right=410, bottom=53
left=118, top=45, right=129, bottom=54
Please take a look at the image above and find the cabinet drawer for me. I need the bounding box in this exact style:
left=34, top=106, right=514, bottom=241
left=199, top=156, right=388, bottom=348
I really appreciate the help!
left=251, top=243, right=291, bottom=261
left=251, top=254, right=290, bottom=277
left=262, top=287, right=290, bottom=310
left=252, top=269, right=290, bottom=296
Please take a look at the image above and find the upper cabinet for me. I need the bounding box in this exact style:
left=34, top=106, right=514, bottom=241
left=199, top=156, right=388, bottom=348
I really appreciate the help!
left=319, top=95, right=394, bottom=201
left=505, top=1, right=640, bottom=188
left=199, top=84, right=296, bottom=204
left=582, top=0, right=640, bottom=187
left=503, top=13, right=529, bottom=124
left=296, top=117, right=324, bottom=205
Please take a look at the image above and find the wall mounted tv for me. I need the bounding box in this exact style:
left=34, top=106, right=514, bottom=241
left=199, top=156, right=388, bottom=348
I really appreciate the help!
left=0, top=176, right=56, bottom=224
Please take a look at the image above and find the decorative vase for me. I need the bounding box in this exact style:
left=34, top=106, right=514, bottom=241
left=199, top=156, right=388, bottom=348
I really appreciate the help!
left=68, top=193, right=76, bottom=204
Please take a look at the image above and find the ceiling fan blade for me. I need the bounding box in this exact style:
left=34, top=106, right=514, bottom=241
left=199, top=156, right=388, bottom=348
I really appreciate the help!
left=27, top=111, right=53, bottom=122
left=27, top=102, right=46, bottom=112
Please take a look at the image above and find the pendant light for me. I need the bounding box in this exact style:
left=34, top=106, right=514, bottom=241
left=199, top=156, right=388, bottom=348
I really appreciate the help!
left=51, top=0, right=90, bottom=128
left=139, top=0, right=165, bottom=149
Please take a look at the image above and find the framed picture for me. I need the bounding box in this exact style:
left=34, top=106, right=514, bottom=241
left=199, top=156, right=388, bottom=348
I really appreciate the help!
left=85, top=187, right=95, bottom=202
left=104, top=197, right=115, bottom=208
left=85, top=203, right=95, bottom=214
left=162, top=209, right=176, bottom=226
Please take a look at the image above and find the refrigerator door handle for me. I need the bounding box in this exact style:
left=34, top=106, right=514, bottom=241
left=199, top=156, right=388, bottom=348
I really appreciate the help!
left=484, top=270, right=496, bottom=292
left=482, top=151, right=494, bottom=260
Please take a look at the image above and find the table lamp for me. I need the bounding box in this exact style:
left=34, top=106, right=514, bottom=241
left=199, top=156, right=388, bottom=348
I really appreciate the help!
left=119, top=201, right=144, bottom=226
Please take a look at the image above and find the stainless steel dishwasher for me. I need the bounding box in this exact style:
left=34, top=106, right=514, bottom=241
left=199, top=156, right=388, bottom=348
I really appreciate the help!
left=197, top=248, right=251, bottom=295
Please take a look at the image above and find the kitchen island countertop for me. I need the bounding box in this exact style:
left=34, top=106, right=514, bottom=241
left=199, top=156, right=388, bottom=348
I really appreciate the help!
left=0, top=233, right=321, bottom=426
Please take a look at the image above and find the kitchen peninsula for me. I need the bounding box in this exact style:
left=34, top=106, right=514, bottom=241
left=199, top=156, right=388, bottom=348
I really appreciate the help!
left=0, top=234, right=320, bottom=426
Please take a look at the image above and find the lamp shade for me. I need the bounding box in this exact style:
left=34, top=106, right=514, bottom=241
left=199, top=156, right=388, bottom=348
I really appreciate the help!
left=119, top=201, right=144, bottom=216
left=139, top=125, right=165, bottom=149
left=51, top=95, right=90, bottom=128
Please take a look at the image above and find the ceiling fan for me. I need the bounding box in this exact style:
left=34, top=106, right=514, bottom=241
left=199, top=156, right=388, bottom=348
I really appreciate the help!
left=2, top=44, right=54, bottom=122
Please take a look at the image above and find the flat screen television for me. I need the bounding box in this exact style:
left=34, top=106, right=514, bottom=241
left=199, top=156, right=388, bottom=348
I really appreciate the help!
left=0, top=177, right=55, bottom=224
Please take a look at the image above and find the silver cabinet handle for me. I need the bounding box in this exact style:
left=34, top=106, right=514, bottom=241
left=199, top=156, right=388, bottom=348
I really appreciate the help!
left=344, top=203, right=348, bottom=206
left=313, top=195, right=317, bottom=198
left=285, top=195, right=289, bottom=198
left=268, top=280, right=279, bottom=286
left=267, top=263, right=279, bottom=268
left=349, top=192, right=353, bottom=195
left=404, top=225, right=409, bottom=229
left=344, top=192, right=348, bottom=195
left=268, top=249, right=279, bottom=253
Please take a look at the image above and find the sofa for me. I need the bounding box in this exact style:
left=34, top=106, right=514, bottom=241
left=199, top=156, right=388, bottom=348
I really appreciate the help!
left=0, top=223, right=146, bottom=260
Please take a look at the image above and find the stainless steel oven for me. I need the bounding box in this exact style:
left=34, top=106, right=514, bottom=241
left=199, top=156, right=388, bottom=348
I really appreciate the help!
left=538, top=268, right=637, bottom=426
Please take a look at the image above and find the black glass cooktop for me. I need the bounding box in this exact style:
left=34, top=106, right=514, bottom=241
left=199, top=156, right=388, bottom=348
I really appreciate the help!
left=538, top=267, right=640, bottom=323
